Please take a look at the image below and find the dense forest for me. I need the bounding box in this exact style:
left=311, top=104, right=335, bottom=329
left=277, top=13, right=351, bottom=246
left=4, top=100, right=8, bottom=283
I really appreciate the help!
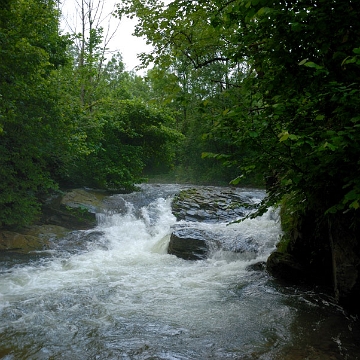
left=1, top=0, right=360, bottom=304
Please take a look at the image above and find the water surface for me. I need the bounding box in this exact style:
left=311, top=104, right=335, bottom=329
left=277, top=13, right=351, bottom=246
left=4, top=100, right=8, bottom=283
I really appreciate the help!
left=0, top=184, right=359, bottom=359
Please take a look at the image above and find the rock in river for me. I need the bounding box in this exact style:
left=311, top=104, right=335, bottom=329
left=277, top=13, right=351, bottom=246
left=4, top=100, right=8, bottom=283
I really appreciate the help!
left=168, top=186, right=263, bottom=260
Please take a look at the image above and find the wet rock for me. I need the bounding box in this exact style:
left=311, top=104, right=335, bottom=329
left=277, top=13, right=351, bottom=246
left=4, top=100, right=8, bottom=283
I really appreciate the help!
left=39, top=204, right=96, bottom=229
left=0, top=189, right=109, bottom=254
left=171, top=187, right=257, bottom=223
left=266, top=251, right=309, bottom=283
left=0, top=225, right=69, bottom=253
left=40, top=188, right=106, bottom=229
left=60, top=188, right=107, bottom=213
left=168, top=228, right=217, bottom=260
left=246, top=261, right=266, bottom=271
left=23, top=224, right=70, bottom=240
left=50, top=230, right=106, bottom=253
left=168, top=186, right=264, bottom=260
left=0, top=231, right=44, bottom=253
left=220, top=235, right=259, bottom=254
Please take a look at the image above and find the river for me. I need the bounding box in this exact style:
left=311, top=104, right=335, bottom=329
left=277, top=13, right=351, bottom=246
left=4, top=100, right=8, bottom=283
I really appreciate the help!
left=0, top=184, right=359, bottom=359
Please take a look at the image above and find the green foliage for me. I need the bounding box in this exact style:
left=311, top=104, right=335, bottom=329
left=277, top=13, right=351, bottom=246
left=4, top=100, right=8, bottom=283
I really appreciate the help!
left=64, top=99, right=182, bottom=190
left=239, top=0, right=360, bottom=217
left=53, top=16, right=183, bottom=191
left=4, top=0, right=359, bottom=234
left=117, top=1, right=265, bottom=185
left=0, top=0, right=70, bottom=226
left=119, top=0, right=360, bottom=222
left=276, top=192, right=305, bottom=253
left=0, top=0, right=191, bottom=227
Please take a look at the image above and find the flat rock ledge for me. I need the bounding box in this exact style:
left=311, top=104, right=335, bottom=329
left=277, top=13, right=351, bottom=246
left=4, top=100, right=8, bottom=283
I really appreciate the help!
left=0, top=225, right=69, bottom=253
left=171, top=187, right=258, bottom=223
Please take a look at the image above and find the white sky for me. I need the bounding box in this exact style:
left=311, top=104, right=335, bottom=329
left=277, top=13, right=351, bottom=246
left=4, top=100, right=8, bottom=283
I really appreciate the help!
left=59, top=0, right=152, bottom=74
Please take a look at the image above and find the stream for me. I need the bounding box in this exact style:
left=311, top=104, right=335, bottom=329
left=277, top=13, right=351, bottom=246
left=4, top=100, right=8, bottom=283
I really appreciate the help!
left=0, top=184, right=359, bottom=359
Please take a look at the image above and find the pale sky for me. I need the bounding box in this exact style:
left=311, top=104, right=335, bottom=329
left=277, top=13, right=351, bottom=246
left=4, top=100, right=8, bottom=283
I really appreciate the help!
left=59, top=0, right=152, bottom=73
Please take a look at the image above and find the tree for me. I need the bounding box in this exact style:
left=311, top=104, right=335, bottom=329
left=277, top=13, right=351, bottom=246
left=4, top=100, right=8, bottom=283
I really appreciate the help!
left=62, top=0, right=121, bottom=107
left=117, top=1, right=254, bottom=183
left=0, top=0, right=70, bottom=226
left=217, top=0, right=360, bottom=215
left=65, top=97, right=181, bottom=189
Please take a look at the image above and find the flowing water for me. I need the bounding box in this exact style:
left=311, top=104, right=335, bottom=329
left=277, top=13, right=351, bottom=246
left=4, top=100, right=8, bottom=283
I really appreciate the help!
left=0, top=184, right=359, bottom=360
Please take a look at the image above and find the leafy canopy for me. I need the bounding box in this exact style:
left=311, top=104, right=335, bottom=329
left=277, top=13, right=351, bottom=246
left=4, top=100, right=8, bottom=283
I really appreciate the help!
left=118, top=0, right=360, bottom=217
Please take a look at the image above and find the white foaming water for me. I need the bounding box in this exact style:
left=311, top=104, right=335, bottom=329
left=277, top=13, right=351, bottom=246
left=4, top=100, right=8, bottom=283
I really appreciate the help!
left=0, top=185, right=358, bottom=359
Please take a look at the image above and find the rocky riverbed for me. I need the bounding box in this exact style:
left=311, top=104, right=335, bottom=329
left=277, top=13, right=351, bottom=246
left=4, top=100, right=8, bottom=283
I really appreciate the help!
left=0, top=186, right=266, bottom=256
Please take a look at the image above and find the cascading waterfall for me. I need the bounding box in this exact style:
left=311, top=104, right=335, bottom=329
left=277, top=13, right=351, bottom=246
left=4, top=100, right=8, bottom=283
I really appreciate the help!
left=0, top=184, right=359, bottom=359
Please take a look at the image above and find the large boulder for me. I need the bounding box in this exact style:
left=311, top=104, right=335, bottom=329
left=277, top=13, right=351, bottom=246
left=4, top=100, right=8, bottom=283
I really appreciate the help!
left=268, top=208, right=360, bottom=313
left=168, top=224, right=260, bottom=261
left=168, top=227, right=219, bottom=260
left=266, top=251, right=309, bottom=283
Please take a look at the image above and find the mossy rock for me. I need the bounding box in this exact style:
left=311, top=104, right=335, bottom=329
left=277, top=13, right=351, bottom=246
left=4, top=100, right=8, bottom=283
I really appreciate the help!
left=60, top=188, right=106, bottom=212
left=171, top=187, right=254, bottom=222
left=0, top=225, right=70, bottom=254
left=0, top=230, right=47, bottom=253
left=39, top=188, right=107, bottom=229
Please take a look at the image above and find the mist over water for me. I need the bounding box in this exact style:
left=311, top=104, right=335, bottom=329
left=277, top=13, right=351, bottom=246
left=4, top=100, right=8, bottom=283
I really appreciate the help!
left=0, top=184, right=359, bottom=359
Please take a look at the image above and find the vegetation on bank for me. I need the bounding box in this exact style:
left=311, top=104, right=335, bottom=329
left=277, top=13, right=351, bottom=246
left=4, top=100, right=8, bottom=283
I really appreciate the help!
left=0, top=0, right=182, bottom=226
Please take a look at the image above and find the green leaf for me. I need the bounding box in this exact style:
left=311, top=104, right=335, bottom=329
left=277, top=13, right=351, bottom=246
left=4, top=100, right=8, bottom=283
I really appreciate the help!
left=257, top=7, right=271, bottom=16
left=350, top=200, right=359, bottom=210
left=344, top=189, right=360, bottom=201
left=303, top=61, right=323, bottom=70
left=230, top=175, right=244, bottom=185
left=291, top=22, right=302, bottom=32
left=298, top=58, right=308, bottom=65
left=322, top=142, right=336, bottom=151
left=351, top=116, right=360, bottom=123
left=342, top=57, right=356, bottom=65
left=278, top=131, right=289, bottom=142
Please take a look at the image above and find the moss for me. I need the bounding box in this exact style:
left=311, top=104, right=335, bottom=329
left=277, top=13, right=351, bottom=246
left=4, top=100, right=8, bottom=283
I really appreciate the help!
left=276, top=192, right=304, bottom=253
left=276, top=235, right=290, bottom=253
left=64, top=205, right=95, bottom=223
